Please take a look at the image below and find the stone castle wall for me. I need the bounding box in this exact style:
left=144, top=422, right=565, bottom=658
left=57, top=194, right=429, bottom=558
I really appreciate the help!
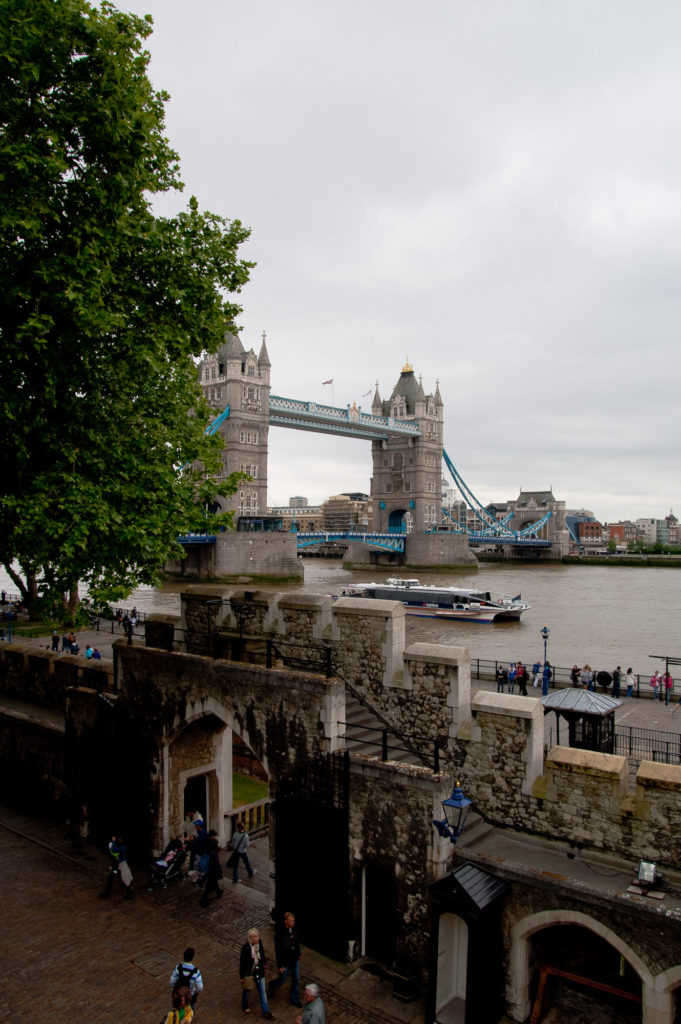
left=166, top=533, right=303, bottom=583
left=0, top=643, right=113, bottom=708
left=174, top=587, right=681, bottom=872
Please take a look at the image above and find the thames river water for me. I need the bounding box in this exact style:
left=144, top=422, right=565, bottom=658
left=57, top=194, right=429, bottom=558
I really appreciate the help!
left=119, top=560, right=681, bottom=678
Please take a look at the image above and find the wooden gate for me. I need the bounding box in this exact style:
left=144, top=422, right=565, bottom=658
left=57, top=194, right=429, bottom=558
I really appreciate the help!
left=274, top=750, right=350, bottom=960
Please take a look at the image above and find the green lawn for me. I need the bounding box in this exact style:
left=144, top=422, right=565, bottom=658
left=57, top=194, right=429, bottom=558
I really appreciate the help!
left=233, top=772, right=268, bottom=807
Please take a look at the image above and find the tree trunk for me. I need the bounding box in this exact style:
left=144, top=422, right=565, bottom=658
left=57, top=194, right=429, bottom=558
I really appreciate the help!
left=5, top=564, right=40, bottom=617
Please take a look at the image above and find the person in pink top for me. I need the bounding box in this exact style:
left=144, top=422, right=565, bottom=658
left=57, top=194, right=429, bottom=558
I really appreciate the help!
left=650, top=671, right=661, bottom=700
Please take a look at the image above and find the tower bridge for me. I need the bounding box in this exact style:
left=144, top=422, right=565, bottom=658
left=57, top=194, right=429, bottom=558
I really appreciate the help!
left=167, top=331, right=567, bottom=581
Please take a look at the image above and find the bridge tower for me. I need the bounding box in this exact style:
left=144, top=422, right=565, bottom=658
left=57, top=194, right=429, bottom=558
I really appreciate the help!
left=197, top=329, right=270, bottom=519
left=370, top=361, right=443, bottom=533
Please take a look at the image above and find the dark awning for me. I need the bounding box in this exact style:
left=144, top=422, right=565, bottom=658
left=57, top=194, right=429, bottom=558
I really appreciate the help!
left=431, top=862, right=508, bottom=916
left=541, top=688, right=622, bottom=716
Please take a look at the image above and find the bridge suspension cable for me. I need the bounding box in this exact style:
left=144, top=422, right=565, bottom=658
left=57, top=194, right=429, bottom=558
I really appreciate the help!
left=441, top=449, right=552, bottom=541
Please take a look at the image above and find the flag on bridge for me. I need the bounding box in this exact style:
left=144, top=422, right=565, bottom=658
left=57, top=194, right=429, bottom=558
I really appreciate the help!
left=322, top=378, right=333, bottom=385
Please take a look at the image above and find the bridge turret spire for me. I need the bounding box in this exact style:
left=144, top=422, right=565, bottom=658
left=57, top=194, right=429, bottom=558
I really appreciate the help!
left=372, top=381, right=382, bottom=413
left=258, top=331, right=271, bottom=369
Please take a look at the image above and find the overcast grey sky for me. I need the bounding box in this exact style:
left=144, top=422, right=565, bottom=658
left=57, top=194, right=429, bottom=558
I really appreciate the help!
left=125, top=0, right=680, bottom=522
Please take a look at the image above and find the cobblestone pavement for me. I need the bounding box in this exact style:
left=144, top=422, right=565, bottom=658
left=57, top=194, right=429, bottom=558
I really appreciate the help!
left=1, top=808, right=423, bottom=1024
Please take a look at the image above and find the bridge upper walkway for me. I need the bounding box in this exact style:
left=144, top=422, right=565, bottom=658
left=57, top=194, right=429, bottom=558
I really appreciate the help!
left=268, top=395, right=421, bottom=440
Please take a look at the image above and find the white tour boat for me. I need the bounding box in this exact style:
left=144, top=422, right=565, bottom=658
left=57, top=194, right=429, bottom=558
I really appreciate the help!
left=338, top=577, right=530, bottom=623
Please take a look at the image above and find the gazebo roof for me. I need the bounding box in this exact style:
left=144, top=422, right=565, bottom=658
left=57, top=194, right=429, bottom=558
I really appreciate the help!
left=541, top=688, right=622, bottom=716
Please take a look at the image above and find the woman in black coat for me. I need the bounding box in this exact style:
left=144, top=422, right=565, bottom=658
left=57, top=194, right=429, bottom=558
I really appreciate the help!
left=239, top=928, right=273, bottom=1018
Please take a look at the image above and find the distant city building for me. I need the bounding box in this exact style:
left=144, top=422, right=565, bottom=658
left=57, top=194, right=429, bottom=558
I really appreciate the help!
left=577, top=519, right=606, bottom=554
left=268, top=505, right=321, bottom=531
left=606, top=520, right=639, bottom=547
left=635, top=518, right=663, bottom=545
left=322, top=493, right=372, bottom=532
left=289, top=496, right=308, bottom=508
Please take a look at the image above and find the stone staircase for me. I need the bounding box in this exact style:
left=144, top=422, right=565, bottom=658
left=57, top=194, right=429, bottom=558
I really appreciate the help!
left=342, top=693, right=422, bottom=765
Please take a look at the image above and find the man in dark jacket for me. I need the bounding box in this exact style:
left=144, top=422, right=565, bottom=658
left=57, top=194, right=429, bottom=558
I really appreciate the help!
left=269, top=910, right=302, bottom=1007
left=199, top=831, right=223, bottom=907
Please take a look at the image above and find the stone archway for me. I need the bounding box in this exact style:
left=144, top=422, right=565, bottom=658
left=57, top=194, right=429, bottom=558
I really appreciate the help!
left=508, top=910, right=659, bottom=1024
left=160, top=696, right=273, bottom=851
left=388, top=507, right=408, bottom=533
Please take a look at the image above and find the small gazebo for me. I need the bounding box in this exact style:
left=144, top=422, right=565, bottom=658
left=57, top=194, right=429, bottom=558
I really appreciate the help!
left=541, top=689, right=622, bottom=753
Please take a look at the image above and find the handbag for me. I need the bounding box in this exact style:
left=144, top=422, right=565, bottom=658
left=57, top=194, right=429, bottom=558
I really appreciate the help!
left=226, top=852, right=236, bottom=868
left=241, top=976, right=256, bottom=991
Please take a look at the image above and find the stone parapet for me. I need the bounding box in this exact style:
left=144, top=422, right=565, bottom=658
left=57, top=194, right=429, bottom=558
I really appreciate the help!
left=0, top=642, right=113, bottom=707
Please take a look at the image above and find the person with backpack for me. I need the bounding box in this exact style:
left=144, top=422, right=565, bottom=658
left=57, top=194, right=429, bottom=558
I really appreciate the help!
left=169, top=948, right=203, bottom=1010
left=162, top=985, right=193, bottom=1024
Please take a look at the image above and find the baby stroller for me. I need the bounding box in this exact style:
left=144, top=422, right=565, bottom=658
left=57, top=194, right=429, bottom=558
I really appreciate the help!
left=148, top=837, right=188, bottom=890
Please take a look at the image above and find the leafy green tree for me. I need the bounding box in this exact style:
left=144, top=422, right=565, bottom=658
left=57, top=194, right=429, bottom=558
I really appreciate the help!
left=0, top=0, right=253, bottom=614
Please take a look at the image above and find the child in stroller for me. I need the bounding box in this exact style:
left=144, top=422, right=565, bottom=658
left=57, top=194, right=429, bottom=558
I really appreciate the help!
left=149, top=837, right=188, bottom=890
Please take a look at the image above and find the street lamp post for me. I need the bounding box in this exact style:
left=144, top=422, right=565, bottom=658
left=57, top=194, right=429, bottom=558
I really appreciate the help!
left=541, top=625, right=550, bottom=695
left=432, top=781, right=472, bottom=845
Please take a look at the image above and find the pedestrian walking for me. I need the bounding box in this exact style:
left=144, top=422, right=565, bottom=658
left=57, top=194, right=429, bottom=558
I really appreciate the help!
left=162, top=985, right=193, bottom=1024
left=230, top=822, right=256, bottom=884
left=61, top=632, right=69, bottom=652
left=612, top=666, right=621, bottom=698
left=570, top=665, right=580, bottom=687
left=239, top=927, right=273, bottom=1019
left=532, top=661, right=542, bottom=688
left=581, top=665, right=593, bottom=690
left=99, top=834, right=134, bottom=900
left=516, top=661, right=528, bottom=696
left=507, top=663, right=516, bottom=694
left=170, top=947, right=203, bottom=1010
left=625, top=668, right=635, bottom=699
left=295, top=983, right=325, bottom=1024
left=200, top=831, right=224, bottom=907
left=269, top=910, right=302, bottom=1007
left=51, top=630, right=59, bottom=652
left=496, top=665, right=506, bottom=693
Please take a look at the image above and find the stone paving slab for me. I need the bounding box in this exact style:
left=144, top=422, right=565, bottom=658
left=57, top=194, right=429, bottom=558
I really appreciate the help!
left=0, top=808, right=425, bottom=1024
